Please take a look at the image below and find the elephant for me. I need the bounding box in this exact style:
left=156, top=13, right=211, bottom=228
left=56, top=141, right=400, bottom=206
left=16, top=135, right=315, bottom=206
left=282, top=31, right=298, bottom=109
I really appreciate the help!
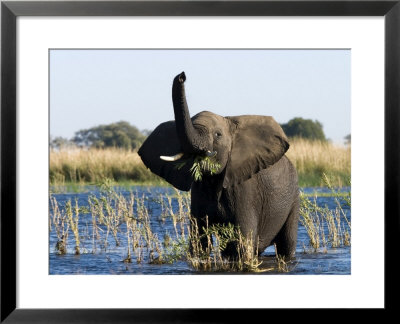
left=138, top=72, right=299, bottom=259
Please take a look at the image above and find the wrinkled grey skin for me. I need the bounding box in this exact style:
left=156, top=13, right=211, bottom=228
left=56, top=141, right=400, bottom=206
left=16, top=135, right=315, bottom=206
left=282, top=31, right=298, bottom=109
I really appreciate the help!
left=138, top=72, right=299, bottom=258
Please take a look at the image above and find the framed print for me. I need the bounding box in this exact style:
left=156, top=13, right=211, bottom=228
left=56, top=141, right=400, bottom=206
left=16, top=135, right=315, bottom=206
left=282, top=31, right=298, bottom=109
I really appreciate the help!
left=1, top=0, right=399, bottom=322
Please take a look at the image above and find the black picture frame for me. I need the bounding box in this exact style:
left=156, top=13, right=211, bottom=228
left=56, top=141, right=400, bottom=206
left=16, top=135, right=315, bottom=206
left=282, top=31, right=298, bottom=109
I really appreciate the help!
left=1, top=0, right=398, bottom=322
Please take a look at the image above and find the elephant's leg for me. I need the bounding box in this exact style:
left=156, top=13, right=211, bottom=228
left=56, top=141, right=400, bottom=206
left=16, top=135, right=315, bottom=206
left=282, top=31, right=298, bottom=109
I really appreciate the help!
left=188, top=216, right=213, bottom=256
left=222, top=209, right=259, bottom=259
left=273, top=199, right=300, bottom=259
left=222, top=227, right=258, bottom=259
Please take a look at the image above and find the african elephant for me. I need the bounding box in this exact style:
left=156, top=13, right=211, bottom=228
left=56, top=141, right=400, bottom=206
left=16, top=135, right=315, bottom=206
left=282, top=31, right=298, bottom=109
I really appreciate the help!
left=138, top=72, right=299, bottom=258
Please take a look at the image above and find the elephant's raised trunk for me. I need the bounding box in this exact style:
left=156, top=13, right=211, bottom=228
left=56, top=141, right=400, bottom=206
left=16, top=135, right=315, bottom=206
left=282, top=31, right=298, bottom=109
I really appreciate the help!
left=172, top=72, right=205, bottom=154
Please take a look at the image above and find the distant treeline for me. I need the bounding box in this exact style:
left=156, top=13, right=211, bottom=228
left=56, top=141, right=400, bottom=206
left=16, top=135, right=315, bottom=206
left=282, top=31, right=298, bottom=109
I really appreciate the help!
left=50, top=121, right=150, bottom=151
left=51, top=118, right=350, bottom=151
left=281, top=117, right=326, bottom=141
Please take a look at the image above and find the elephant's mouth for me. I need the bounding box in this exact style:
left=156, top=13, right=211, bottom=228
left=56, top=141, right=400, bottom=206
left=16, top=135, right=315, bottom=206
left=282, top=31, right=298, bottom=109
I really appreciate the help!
left=160, top=151, right=220, bottom=181
left=189, top=155, right=221, bottom=181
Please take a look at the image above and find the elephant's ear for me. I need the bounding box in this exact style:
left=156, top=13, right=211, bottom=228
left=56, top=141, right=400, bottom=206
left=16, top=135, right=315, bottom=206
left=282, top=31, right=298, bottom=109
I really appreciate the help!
left=138, top=121, right=193, bottom=191
left=223, top=115, right=289, bottom=188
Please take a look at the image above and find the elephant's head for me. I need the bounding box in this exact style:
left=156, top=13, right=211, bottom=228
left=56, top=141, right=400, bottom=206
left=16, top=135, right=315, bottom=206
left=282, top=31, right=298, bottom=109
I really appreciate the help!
left=138, top=72, right=289, bottom=191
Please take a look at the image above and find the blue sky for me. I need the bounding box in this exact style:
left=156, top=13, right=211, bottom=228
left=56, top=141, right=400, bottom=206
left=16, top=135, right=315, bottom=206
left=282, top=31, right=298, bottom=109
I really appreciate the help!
left=50, top=49, right=350, bottom=144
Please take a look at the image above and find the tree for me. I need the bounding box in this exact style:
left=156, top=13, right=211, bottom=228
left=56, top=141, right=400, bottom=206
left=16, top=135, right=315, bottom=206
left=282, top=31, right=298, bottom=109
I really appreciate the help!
left=281, top=117, right=326, bottom=141
left=72, top=121, right=146, bottom=150
left=50, top=136, right=76, bottom=150
left=141, top=129, right=153, bottom=136
left=344, top=134, right=351, bottom=145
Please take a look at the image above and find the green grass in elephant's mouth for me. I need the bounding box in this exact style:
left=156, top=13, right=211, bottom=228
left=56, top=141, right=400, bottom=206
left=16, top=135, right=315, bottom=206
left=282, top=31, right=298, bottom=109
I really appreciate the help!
left=176, top=155, right=221, bottom=181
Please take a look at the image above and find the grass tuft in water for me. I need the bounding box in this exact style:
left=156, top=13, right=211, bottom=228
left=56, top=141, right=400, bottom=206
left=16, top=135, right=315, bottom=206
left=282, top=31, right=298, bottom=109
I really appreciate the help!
left=65, top=199, right=81, bottom=255
left=274, top=244, right=290, bottom=273
left=50, top=195, right=69, bottom=255
left=300, top=173, right=351, bottom=252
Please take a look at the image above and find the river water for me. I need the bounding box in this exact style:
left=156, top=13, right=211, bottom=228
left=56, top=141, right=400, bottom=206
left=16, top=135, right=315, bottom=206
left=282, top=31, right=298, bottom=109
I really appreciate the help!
left=49, top=186, right=351, bottom=275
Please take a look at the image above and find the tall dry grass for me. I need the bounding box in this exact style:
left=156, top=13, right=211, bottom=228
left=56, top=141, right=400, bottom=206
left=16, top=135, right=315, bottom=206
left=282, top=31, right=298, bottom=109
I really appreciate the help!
left=50, top=139, right=351, bottom=187
left=50, top=148, right=160, bottom=184
left=286, top=138, right=351, bottom=187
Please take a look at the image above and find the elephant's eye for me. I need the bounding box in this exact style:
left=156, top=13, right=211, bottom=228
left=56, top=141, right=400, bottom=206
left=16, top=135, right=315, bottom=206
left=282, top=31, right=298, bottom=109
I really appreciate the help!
left=215, top=132, right=222, bottom=139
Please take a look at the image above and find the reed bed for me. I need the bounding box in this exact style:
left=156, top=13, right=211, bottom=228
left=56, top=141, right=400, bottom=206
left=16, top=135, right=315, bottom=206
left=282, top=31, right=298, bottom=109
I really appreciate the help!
left=49, top=175, right=351, bottom=273
left=50, top=186, right=267, bottom=272
left=299, top=174, right=351, bottom=253
left=50, top=139, right=350, bottom=187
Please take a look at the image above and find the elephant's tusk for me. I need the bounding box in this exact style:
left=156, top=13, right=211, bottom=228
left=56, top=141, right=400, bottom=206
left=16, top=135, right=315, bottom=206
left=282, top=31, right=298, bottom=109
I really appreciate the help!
left=206, top=150, right=217, bottom=157
left=160, top=152, right=184, bottom=162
